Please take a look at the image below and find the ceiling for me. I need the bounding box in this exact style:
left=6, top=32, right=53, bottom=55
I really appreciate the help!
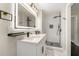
left=39, top=3, right=67, bottom=15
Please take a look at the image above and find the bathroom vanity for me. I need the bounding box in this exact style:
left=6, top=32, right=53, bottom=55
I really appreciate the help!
left=14, top=3, right=44, bottom=56
left=17, top=34, right=46, bottom=56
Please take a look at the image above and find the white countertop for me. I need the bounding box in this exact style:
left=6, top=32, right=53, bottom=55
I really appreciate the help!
left=18, top=34, right=46, bottom=44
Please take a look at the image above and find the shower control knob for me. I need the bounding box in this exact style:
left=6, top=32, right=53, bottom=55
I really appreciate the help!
left=60, top=29, right=62, bottom=32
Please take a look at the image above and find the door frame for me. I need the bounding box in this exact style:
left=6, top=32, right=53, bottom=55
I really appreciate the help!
left=66, top=3, right=74, bottom=56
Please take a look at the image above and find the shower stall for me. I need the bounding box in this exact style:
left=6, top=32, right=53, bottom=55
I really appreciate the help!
left=46, top=12, right=62, bottom=47
left=43, top=12, right=65, bottom=56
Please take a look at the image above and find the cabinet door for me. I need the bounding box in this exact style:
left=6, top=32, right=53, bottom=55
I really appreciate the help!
left=36, top=37, right=46, bottom=56
left=36, top=44, right=44, bottom=56
left=17, top=41, right=37, bottom=56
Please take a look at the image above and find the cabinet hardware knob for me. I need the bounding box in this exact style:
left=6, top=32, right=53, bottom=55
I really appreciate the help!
left=42, top=46, right=44, bottom=54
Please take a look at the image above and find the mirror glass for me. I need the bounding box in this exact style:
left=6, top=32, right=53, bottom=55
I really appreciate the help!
left=15, top=3, right=36, bottom=29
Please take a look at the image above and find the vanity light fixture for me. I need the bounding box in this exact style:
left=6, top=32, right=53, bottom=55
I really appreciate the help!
left=29, top=3, right=39, bottom=16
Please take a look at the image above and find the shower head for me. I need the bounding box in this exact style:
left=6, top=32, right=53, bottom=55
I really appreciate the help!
left=53, top=15, right=61, bottom=18
left=53, top=12, right=61, bottom=19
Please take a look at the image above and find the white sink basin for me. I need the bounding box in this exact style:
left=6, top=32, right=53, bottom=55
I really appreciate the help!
left=20, top=34, right=46, bottom=44
left=23, top=34, right=42, bottom=39
left=30, top=34, right=42, bottom=38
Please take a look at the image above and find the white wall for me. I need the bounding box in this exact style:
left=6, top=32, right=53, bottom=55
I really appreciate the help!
left=42, top=11, right=47, bottom=33
left=36, top=10, right=42, bottom=33
left=0, top=3, right=17, bottom=56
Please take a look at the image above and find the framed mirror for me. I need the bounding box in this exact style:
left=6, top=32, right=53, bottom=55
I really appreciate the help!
left=0, top=10, right=12, bottom=21
left=15, top=3, right=36, bottom=29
